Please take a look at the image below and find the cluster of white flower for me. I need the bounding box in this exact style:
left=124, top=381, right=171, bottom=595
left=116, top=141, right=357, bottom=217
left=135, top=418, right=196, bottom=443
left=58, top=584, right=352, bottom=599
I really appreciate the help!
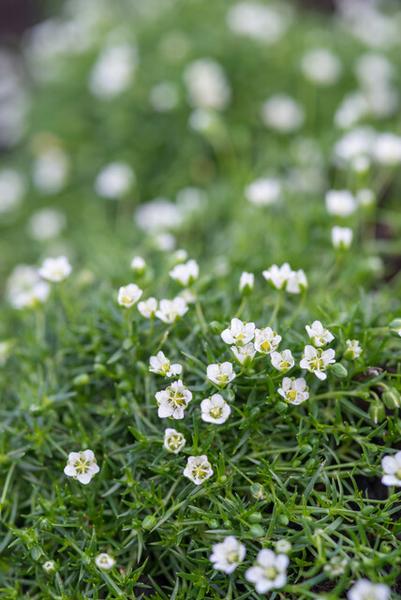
left=262, top=263, right=308, bottom=294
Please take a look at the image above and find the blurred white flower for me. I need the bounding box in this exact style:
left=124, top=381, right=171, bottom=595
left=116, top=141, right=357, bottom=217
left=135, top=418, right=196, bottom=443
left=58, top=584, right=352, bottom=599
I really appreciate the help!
left=184, top=58, right=230, bottom=110
left=305, top=320, right=334, bottom=347
left=201, top=393, right=231, bottom=424
left=278, top=377, right=309, bottom=405
left=334, top=127, right=376, bottom=164
left=227, top=2, right=289, bottom=44
left=239, top=272, right=254, bottom=293
left=117, top=283, right=142, bottom=308
left=254, top=327, right=281, bottom=355
left=261, top=95, right=304, bottom=133
left=246, top=549, right=288, bottom=593
left=207, top=362, right=236, bottom=387
left=149, top=351, right=182, bottom=377
left=345, top=339, right=362, bottom=360
left=263, top=263, right=307, bottom=294
left=210, top=536, right=246, bottom=573
left=155, top=379, right=192, bottom=419
left=130, top=255, right=146, bottom=274
left=154, top=232, right=177, bottom=252
left=221, top=318, right=255, bottom=346
left=331, top=226, right=353, bottom=250
left=176, top=187, right=206, bottom=215
left=137, top=297, right=158, bottom=318
left=373, top=133, right=401, bottom=166
left=183, top=455, right=213, bottom=485
left=0, top=169, right=25, bottom=214
left=271, top=349, right=294, bottom=372
left=347, top=579, right=390, bottom=600
left=355, top=53, right=394, bottom=90
left=95, top=162, right=135, bottom=199
left=6, top=265, right=50, bottom=309
left=33, top=146, right=69, bottom=194
left=89, top=44, right=137, bottom=99
left=156, top=297, right=188, bottom=323
left=325, top=190, right=357, bottom=217
left=64, top=449, right=100, bottom=485
left=150, top=81, right=179, bottom=112
left=42, top=560, right=55, bottom=573
left=275, top=539, right=292, bottom=554
left=301, top=48, right=342, bottom=86
left=300, top=345, right=335, bottom=380
left=28, top=209, right=66, bottom=241
left=231, top=342, right=256, bottom=365
left=95, top=553, right=115, bottom=570
left=39, top=256, right=72, bottom=282
left=135, top=198, right=182, bottom=232
left=245, top=177, right=281, bottom=206
left=163, top=428, right=186, bottom=453
left=169, top=259, right=199, bottom=286
left=356, top=189, right=375, bottom=207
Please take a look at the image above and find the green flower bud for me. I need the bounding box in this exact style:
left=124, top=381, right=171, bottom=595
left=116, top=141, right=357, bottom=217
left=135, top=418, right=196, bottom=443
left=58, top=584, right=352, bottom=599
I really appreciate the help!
left=330, top=363, right=348, bottom=378
left=369, top=400, right=385, bottom=424
left=382, top=387, right=401, bottom=409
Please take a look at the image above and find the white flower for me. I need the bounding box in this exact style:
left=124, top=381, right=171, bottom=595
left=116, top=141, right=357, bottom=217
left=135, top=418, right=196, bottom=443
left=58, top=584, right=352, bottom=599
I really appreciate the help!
left=373, top=133, right=401, bottom=166
left=89, top=44, right=137, bottom=99
left=95, top=553, right=116, bottom=571
left=331, top=226, right=353, bottom=249
left=275, top=539, right=292, bottom=554
left=301, top=48, right=342, bottom=86
left=135, top=198, right=182, bottom=233
left=356, top=188, right=375, bottom=207
left=254, top=327, right=281, bottom=354
left=226, top=2, right=288, bottom=44
left=245, top=177, right=281, bottom=206
left=169, top=259, right=199, bottom=286
left=286, top=269, right=308, bottom=294
left=348, top=579, right=390, bottom=600
left=6, top=265, right=50, bottom=309
left=130, top=256, right=146, bottom=274
left=231, top=342, right=256, bottom=365
left=173, top=249, right=188, bottom=263
left=64, top=449, right=100, bottom=485
left=149, top=351, right=182, bottom=377
left=305, top=320, right=334, bottom=347
left=117, top=283, right=143, bottom=308
left=155, top=379, right=192, bottom=419
left=345, top=339, right=362, bottom=360
left=325, top=190, right=357, bottom=217
left=95, top=162, right=134, bottom=199
left=137, top=297, right=158, bottom=319
left=263, top=263, right=307, bottom=294
left=381, top=452, right=401, bottom=487
left=155, top=297, right=188, bottom=323
left=184, top=58, right=230, bottom=110
left=278, top=377, right=309, bottom=405
left=33, top=146, right=69, bottom=194
left=261, top=94, right=304, bottom=133
left=163, top=428, right=186, bottom=453
left=207, top=362, right=236, bottom=387
left=245, top=549, right=289, bottom=594
left=39, top=256, right=72, bottom=283
left=183, top=455, right=213, bottom=485
left=239, top=272, right=254, bottom=293
left=154, top=232, right=176, bottom=251
left=300, top=345, right=335, bottom=380
left=28, top=209, right=66, bottom=241
left=271, top=350, right=295, bottom=372
left=210, top=536, right=246, bottom=574
left=178, top=289, right=197, bottom=304
left=221, top=318, right=255, bottom=346
left=201, top=394, right=231, bottom=424
left=42, top=560, right=55, bottom=573
left=0, top=169, right=25, bottom=213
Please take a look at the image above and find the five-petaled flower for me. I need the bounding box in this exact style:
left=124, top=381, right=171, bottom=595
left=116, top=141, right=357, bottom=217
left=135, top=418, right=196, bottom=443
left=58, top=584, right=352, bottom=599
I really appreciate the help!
left=39, top=256, right=72, bottom=282
left=381, top=452, right=401, bottom=487
left=245, top=549, right=289, bottom=594
left=155, top=297, right=188, bottom=323
left=210, top=536, right=246, bottom=574
left=254, top=327, right=281, bottom=354
left=155, top=379, right=192, bottom=419
left=118, top=283, right=143, bottom=308
left=201, top=394, right=231, bottom=424
left=271, top=349, right=294, bottom=372
left=149, top=351, right=182, bottom=377
left=278, top=377, right=309, bottom=405
left=305, top=320, right=334, bottom=347
left=221, top=318, right=255, bottom=346
left=163, top=428, right=186, bottom=453
left=183, top=455, right=213, bottom=485
left=300, top=345, right=335, bottom=380
left=64, top=449, right=100, bottom=485
left=207, top=362, right=236, bottom=387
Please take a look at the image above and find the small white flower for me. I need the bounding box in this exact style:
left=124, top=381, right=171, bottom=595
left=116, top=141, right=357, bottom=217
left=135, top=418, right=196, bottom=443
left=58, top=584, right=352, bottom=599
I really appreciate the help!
left=169, top=259, right=199, bottom=286
left=137, top=297, right=158, bottom=319
left=6, top=265, right=50, bottom=309
left=324, top=555, right=347, bottom=577
left=155, top=379, right=192, bottom=420
left=300, top=345, right=335, bottom=380
left=117, top=283, right=143, bottom=308
left=373, top=133, right=401, bottom=166
left=95, top=553, right=116, bottom=571
left=184, top=58, right=230, bottom=110
left=130, top=255, right=146, bottom=274
left=154, top=232, right=177, bottom=251
left=227, top=2, right=288, bottom=44
left=210, top=536, right=246, bottom=574
left=271, top=350, right=295, bottom=372
left=201, top=394, right=231, bottom=424
left=39, top=256, right=72, bottom=283
left=178, top=288, right=197, bottom=304
left=356, top=188, right=375, bottom=207
left=155, top=297, right=188, bottom=323
left=239, top=271, right=254, bottom=293
left=28, top=209, right=66, bottom=241
left=301, top=48, right=342, bottom=86
left=231, top=342, right=256, bottom=365
left=263, top=263, right=307, bottom=294
left=173, top=249, right=188, bottom=263
left=89, top=44, right=137, bottom=99
left=149, top=351, right=182, bottom=377
left=163, top=428, right=186, bottom=453
left=42, top=560, right=55, bottom=573
left=381, top=452, right=401, bottom=487
left=278, top=377, right=309, bottom=405
left=245, top=177, right=281, bottom=206
left=261, top=94, right=304, bottom=133
left=345, top=339, right=362, bottom=360
left=64, top=449, right=100, bottom=485
left=183, top=455, right=213, bottom=485
left=95, top=162, right=134, bottom=199
left=245, top=549, right=289, bottom=594
left=286, top=269, right=308, bottom=294
left=331, top=226, right=353, bottom=249
left=254, top=327, right=281, bottom=354
left=33, top=146, right=69, bottom=194
left=305, top=320, right=334, bottom=347
left=347, top=579, right=390, bottom=600
left=275, top=539, right=292, bottom=554
left=221, top=318, right=255, bottom=346
left=325, top=190, right=357, bottom=217
left=207, top=362, right=236, bottom=387
left=135, top=198, right=182, bottom=233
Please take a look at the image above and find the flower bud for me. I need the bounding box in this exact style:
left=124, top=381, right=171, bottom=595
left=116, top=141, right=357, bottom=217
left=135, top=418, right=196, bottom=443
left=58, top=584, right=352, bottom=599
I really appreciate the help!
left=330, top=363, right=348, bottom=378
left=369, top=400, right=385, bottom=424
left=382, top=387, right=401, bottom=409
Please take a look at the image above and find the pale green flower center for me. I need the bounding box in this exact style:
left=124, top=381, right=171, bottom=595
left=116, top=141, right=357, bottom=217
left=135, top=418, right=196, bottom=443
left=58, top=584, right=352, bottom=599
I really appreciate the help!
left=280, top=360, right=291, bottom=370
left=210, top=406, right=223, bottom=419
left=309, top=357, right=324, bottom=371
left=192, top=465, right=209, bottom=480
left=169, top=390, right=186, bottom=407
left=264, top=566, right=278, bottom=580
left=396, top=469, right=401, bottom=480
left=227, top=551, right=239, bottom=564
left=73, top=457, right=91, bottom=475
left=217, top=374, right=229, bottom=385
left=168, top=434, right=182, bottom=450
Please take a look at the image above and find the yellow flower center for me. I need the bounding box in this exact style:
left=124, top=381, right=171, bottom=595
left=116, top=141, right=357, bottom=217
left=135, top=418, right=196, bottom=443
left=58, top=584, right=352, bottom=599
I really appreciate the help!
left=287, top=390, right=297, bottom=401
left=210, top=406, right=223, bottom=419
left=73, top=457, right=91, bottom=475
left=264, top=566, right=278, bottom=580
left=261, top=340, right=271, bottom=352
left=169, top=390, right=186, bottom=407
left=192, top=465, right=209, bottom=480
